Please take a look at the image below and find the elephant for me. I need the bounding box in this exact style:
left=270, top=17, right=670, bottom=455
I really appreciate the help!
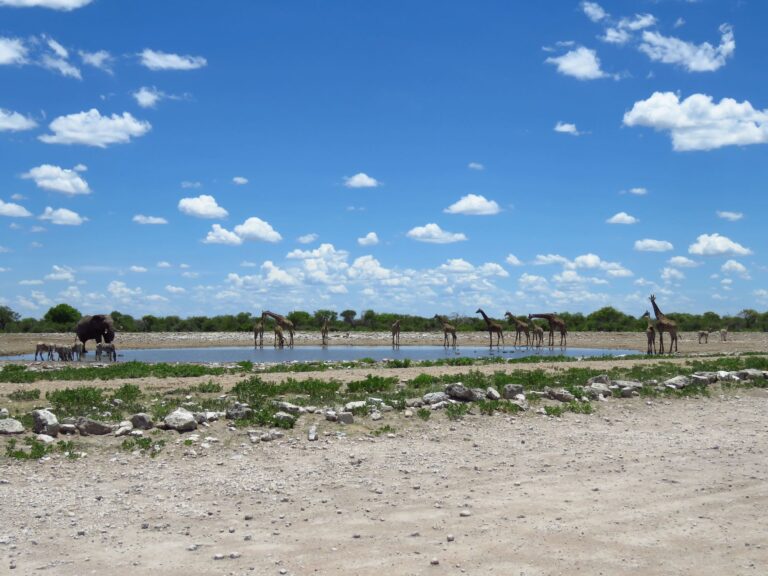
left=75, top=314, right=115, bottom=352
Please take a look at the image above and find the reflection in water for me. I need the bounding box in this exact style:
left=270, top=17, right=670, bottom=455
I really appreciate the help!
left=6, top=345, right=639, bottom=364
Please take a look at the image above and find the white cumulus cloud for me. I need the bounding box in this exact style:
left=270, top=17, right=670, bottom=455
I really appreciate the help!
left=581, top=1, right=607, bottom=22
left=0, top=108, right=36, bottom=131
left=165, top=285, right=185, bottom=294
left=39, top=109, right=151, bottom=147
left=357, top=232, right=379, bottom=246
left=545, top=46, right=607, bottom=80
left=130, top=265, right=147, bottom=273
left=634, top=238, right=673, bottom=252
left=0, top=37, right=27, bottom=65
left=232, top=176, right=248, bottom=185
left=689, top=233, right=752, bottom=256
left=661, top=267, right=685, bottom=282
left=444, top=193, right=500, bottom=215
left=44, top=265, right=75, bottom=281
left=468, top=162, right=485, bottom=171
left=506, top=254, right=522, bottom=266
left=79, top=49, right=113, bottom=73
left=140, top=49, right=207, bottom=71
left=639, top=24, right=735, bottom=72
left=234, top=217, right=282, bottom=243
left=203, top=224, right=242, bottom=246
left=297, top=233, right=318, bottom=244
left=668, top=256, right=699, bottom=268
left=133, top=215, right=168, bottom=225
left=343, top=172, right=380, bottom=188
left=133, top=86, right=165, bottom=108
left=606, top=211, right=638, bottom=224
left=0, top=0, right=93, bottom=9
left=22, top=164, right=90, bottom=195
left=721, top=259, right=749, bottom=278
left=406, top=223, right=467, bottom=244
left=40, top=206, right=86, bottom=225
left=0, top=199, right=32, bottom=217
left=717, top=210, right=743, bottom=222
left=623, top=92, right=768, bottom=152
left=554, top=121, right=581, bottom=135
left=178, top=195, right=228, bottom=219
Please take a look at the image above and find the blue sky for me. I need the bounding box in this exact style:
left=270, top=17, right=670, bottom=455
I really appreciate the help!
left=1, top=0, right=766, bottom=319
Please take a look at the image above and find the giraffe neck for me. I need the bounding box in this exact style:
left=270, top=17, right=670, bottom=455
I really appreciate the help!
left=650, top=300, right=665, bottom=321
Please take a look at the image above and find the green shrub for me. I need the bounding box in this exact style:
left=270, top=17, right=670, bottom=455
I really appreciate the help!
left=445, top=402, right=470, bottom=421
left=7, top=388, right=41, bottom=402
left=46, top=386, right=107, bottom=417
left=416, top=407, right=431, bottom=421
left=346, top=375, right=397, bottom=395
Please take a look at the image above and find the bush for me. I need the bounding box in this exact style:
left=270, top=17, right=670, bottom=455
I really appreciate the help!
left=7, top=388, right=41, bottom=402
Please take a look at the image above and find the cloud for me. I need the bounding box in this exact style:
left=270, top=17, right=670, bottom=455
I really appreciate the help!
left=639, top=24, right=734, bottom=72
left=261, top=261, right=298, bottom=285
left=519, top=273, right=549, bottom=292
left=234, top=217, right=282, bottom=243
left=601, top=27, right=631, bottom=45
left=623, top=92, right=768, bottom=152
left=130, top=265, right=147, bottom=273
left=22, top=164, right=90, bottom=195
left=721, top=259, right=749, bottom=279
left=0, top=36, right=28, bottom=65
left=79, top=49, right=113, bottom=73
left=232, top=176, right=248, bottom=185
left=133, top=214, right=168, bottom=225
left=357, top=232, right=379, bottom=246
left=554, top=121, right=581, bottom=135
left=716, top=210, right=743, bottom=222
left=0, top=0, right=93, bottom=9
left=623, top=187, right=647, bottom=196
left=634, top=238, right=673, bottom=252
left=606, top=211, right=638, bottom=224
left=534, top=254, right=570, bottom=266
left=468, top=162, right=485, bottom=171
left=165, top=285, right=185, bottom=294
left=44, top=264, right=75, bottom=281
left=343, top=172, right=380, bottom=188
left=0, top=108, right=36, bottom=131
left=581, top=1, right=607, bottom=22
left=661, top=267, right=685, bottom=282
left=41, top=40, right=81, bottom=79
left=157, top=261, right=171, bottom=268
left=140, top=49, right=207, bottom=71
left=133, top=86, right=166, bottom=108
left=0, top=199, right=32, bottom=217
left=108, top=280, right=141, bottom=300
left=444, top=193, right=500, bottom=215
left=178, top=194, right=228, bottom=218
left=39, top=206, right=86, bottom=225
left=39, top=109, right=151, bottom=147
left=506, top=254, right=522, bottom=266
left=668, top=256, right=699, bottom=268
left=545, top=46, right=607, bottom=80
left=297, top=233, right=318, bottom=244
left=181, top=181, right=201, bottom=189
left=203, top=224, right=242, bottom=246
left=688, top=233, right=752, bottom=256
left=619, top=14, right=656, bottom=31
left=553, top=270, right=608, bottom=285
left=406, top=223, right=467, bottom=244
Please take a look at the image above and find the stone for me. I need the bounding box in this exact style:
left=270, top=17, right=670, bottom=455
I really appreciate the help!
left=308, top=425, right=318, bottom=441
left=620, top=387, right=639, bottom=398
left=405, top=398, right=423, bottom=408
left=587, top=383, right=612, bottom=398
left=60, top=424, right=77, bottom=435
left=226, top=403, right=253, bottom=420
left=587, top=374, right=611, bottom=385
left=614, top=380, right=643, bottom=392
left=273, top=411, right=294, bottom=423
left=663, top=375, right=691, bottom=389
left=276, top=401, right=301, bottom=414
left=380, top=403, right=394, bottom=412
left=344, top=400, right=367, bottom=411
left=325, top=410, right=338, bottom=422
left=0, top=408, right=9, bottom=419
left=502, top=384, right=524, bottom=399
left=404, top=409, right=414, bottom=418
left=76, top=417, right=113, bottom=436
left=337, top=412, right=354, bottom=425
left=130, top=413, right=154, bottom=430
left=736, top=369, right=766, bottom=381
left=0, top=418, right=24, bottom=434
left=32, top=409, right=59, bottom=437
left=164, top=408, right=198, bottom=432
left=471, top=388, right=487, bottom=401
left=370, top=411, right=382, bottom=421
left=36, top=434, right=56, bottom=445
left=423, top=392, right=448, bottom=405
left=444, top=383, right=475, bottom=401
left=692, top=372, right=719, bottom=384
left=486, top=387, right=501, bottom=401
left=549, top=388, right=576, bottom=403
left=510, top=399, right=529, bottom=412
left=114, top=421, right=133, bottom=437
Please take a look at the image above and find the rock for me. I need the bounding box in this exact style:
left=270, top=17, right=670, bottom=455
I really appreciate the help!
left=0, top=408, right=9, bottom=419
left=76, top=417, right=113, bottom=436
left=431, top=401, right=450, bottom=410
left=226, top=403, right=253, bottom=420
left=663, top=375, right=691, bottom=389
left=692, top=372, right=719, bottom=384
left=273, top=411, right=294, bottom=423
left=614, top=380, right=643, bottom=392
left=370, top=411, right=382, bottom=421
left=587, top=374, right=611, bottom=386
left=718, top=371, right=740, bottom=382
left=620, top=387, right=639, bottom=398
left=308, top=425, right=318, bottom=441
left=444, top=383, right=475, bottom=401
left=587, top=383, right=612, bottom=398
left=325, top=410, right=338, bottom=422
left=36, top=434, right=56, bottom=445
left=0, top=419, right=24, bottom=434
left=380, top=403, right=394, bottom=412
left=60, top=424, right=77, bottom=435
left=736, top=369, right=766, bottom=381
left=471, top=388, right=486, bottom=401
left=129, top=413, right=154, bottom=430
left=405, top=398, right=423, bottom=408
left=549, top=388, right=576, bottom=403
left=344, top=400, right=367, bottom=412
left=510, top=399, right=529, bottom=412
left=502, top=384, right=524, bottom=399
left=276, top=401, right=301, bottom=414
left=404, top=409, right=414, bottom=418
left=114, top=421, right=133, bottom=437
left=164, top=408, right=198, bottom=432
left=423, top=392, right=448, bottom=405
left=337, top=412, right=354, bottom=425
left=32, top=409, right=59, bottom=437
left=486, top=387, right=501, bottom=401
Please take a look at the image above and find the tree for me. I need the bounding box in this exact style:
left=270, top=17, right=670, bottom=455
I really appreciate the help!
left=738, top=309, right=759, bottom=330
left=313, top=309, right=338, bottom=325
left=341, top=310, right=357, bottom=326
left=0, top=305, right=20, bottom=331
left=43, top=304, right=81, bottom=328
left=362, top=309, right=377, bottom=328
left=287, top=311, right=312, bottom=329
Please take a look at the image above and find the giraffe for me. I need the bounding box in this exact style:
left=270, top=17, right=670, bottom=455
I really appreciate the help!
left=391, top=319, right=401, bottom=348
left=531, top=324, right=545, bottom=348
left=504, top=312, right=530, bottom=347
left=528, top=313, right=567, bottom=347
left=253, top=319, right=264, bottom=348
left=640, top=310, right=656, bottom=355
left=649, top=294, right=678, bottom=354
left=262, top=311, right=294, bottom=348
left=320, top=315, right=330, bottom=346
left=434, top=314, right=457, bottom=348
left=273, top=324, right=286, bottom=349
left=475, top=309, right=504, bottom=348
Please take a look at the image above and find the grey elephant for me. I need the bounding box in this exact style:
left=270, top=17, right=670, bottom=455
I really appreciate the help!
left=75, top=314, right=115, bottom=352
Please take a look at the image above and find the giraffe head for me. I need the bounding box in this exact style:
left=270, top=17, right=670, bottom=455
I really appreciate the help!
left=640, top=310, right=650, bottom=320
left=649, top=294, right=656, bottom=304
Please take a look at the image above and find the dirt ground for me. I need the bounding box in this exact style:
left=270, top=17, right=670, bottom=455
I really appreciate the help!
left=2, top=332, right=768, bottom=575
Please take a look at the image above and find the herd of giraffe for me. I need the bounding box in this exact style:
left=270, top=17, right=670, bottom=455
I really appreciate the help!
left=252, top=295, right=727, bottom=354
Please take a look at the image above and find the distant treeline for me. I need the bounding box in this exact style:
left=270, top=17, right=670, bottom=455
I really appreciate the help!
left=1, top=303, right=767, bottom=334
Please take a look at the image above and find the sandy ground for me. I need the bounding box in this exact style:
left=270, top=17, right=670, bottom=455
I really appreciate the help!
left=2, top=329, right=766, bottom=357
left=2, top=391, right=767, bottom=575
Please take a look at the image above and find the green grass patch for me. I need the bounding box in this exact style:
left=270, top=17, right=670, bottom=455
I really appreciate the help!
left=444, top=402, right=470, bottom=421
left=7, top=388, right=41, bottom=402
left=416, top=407, right=431, bottom=421
left=346, top=374, right=397, bottom=395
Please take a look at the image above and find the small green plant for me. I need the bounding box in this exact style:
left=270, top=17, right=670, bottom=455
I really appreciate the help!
left=544, top=405, right=565, bottom=417
left=371, top=424, right=396, bottom=436
left=359, top=357, right=376, bottom=364
left=7, top=388, right=41, bottom=402
left=183, top=439, right=194, bottom=446
left=416, top=407, right=431, bottom=421
left=566, top=400, right=594, bottom=414
left=46, top=386, right=107, bottom=417
left=346, top=374, right=397, bottom=395
left=121, top=436, right=165, bottom=457
left=444, top=402, right=470, bottom=421
left=476, top=399, right=500, bottom=416
left=195, top=381, right=223, bottom=393
left=5, top=437, right=52, bottom=460
left=236, top=360, right=254, bottom=372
